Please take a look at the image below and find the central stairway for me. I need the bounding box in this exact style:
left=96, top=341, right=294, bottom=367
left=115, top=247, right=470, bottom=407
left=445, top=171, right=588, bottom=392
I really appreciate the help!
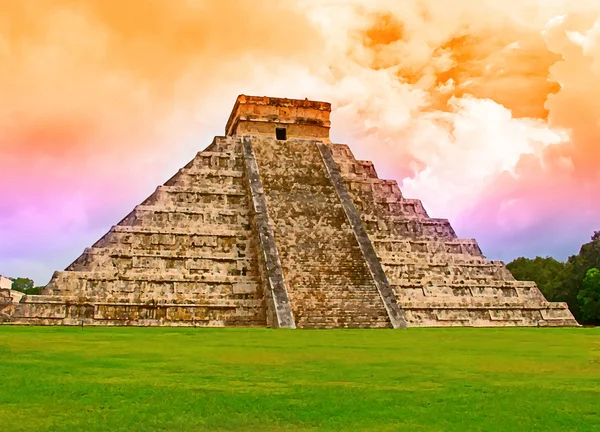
left=251, top=137, right=391, bottom=328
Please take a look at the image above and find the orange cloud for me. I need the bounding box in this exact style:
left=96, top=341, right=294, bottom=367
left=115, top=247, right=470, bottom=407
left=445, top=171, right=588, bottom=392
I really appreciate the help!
left=0, top=0, right=321, bottom=160
left=350, top=7, right=561, bottom=119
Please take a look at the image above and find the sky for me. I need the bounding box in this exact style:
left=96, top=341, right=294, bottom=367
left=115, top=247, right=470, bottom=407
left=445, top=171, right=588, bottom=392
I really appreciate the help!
left=1, top=0, right=599, bottom=285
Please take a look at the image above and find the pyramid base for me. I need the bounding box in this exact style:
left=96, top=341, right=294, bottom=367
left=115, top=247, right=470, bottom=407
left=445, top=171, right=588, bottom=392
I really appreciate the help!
left=1, top=295, right=266, bottom=327
left=2, top=295, right=579, bottom=328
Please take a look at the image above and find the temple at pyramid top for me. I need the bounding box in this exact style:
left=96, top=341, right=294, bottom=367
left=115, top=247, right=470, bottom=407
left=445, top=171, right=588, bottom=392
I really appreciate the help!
left=1, top=94, right=579, bottom=328
left=225, top=95, right=332, bottom=140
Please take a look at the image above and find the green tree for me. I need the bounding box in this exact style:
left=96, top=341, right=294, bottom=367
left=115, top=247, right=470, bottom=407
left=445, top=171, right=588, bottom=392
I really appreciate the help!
left=11, top=277, right=34, bottom=293
left=506, top=256, right=567, bottom=301
left=560, top=232, right=600, bottom=321
left=27, top=286, right=45, bottom=295
left=577, top=268, right=600, bottom=324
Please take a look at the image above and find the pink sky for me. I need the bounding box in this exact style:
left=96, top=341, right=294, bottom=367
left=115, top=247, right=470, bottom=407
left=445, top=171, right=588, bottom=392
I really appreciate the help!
left=1, top=0, right=600, bottom=285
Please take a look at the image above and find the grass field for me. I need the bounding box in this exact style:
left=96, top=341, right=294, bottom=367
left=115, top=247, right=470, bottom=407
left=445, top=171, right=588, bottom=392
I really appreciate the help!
left=0, top=327, right=599, bottom=432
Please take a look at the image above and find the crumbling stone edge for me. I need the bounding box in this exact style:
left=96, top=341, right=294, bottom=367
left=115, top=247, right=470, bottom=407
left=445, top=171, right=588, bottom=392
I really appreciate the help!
left=317, top=142, right=408, bottom=329
left=242, top=137, right=296, bottom=328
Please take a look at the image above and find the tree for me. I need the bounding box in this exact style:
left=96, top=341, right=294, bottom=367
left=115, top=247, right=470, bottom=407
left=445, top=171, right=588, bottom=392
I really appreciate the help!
left=7, top=277, right=44, bottom=295
left=27, top=286, right=45, bottom=295
left=577, top=268, right=600, bottom=324
left=506, top=256, right=567, bottom=301
left=560, top=232, right=600, bottom=321
left=11, top=277, right=34, bottom=293
left=505, top=231, right=600, bottom=323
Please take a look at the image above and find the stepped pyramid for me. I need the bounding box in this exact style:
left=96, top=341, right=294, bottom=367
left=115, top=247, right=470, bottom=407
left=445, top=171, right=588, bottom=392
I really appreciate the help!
left=1, top=95, right=578, bottom=327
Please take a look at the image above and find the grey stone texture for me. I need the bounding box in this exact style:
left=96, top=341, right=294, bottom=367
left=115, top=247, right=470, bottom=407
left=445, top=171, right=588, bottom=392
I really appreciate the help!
left=0, top=95, right=578, bottom=327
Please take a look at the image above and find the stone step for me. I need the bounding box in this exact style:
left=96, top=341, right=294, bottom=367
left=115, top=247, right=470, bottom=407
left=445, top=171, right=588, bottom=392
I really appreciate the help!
left=385, top=199, right=429, bottom=218
left=140, top=188, right=248, bottom=209
left=21, top=295, right=263, bottom=308
left=380, top=255, right=491, bottom=265
left=165, top=171, right=245, bottom=190
left=92, top=231, right=251, bottom=255
left=538, top=318, right=580, bottom=327
left=363, top=218, right=457, bottom=241
left=49, top=271, right=259, bottom=284
left=352, top=200, right=429, bottom=220
left=9, top=297, right=267, bottom=326
left=390, top=280, right=538, bottom=289
left=65, top=256, right=258, bottom=275
left=133, top=205, right=249, bottom=215
left=396, top=300, right=560, bottom=309
left=44, top=273, right=264, bottom=302
left=296, top=314, right=391, bottom=323
left=194, top=149, right=241, bottom=160
left=158, top=185, right=246, bottom=195
left=206, top=138, right=241, bottom=153
left=402, top=307, right=578, bottom=327
left=336, top=160, right=379, bottom=179
left=383, top=264, right=509, bottom=273
left=117, top=207, right=250, bottom=229
left=66, top=252, right=256, bottom=276
left=80, top=247, right=245, bottom=261
left=109, top=225, right=248, bottom=236
left=386, top=275, right=514, bottom=285
left=179, top=166, right=244, bottom=177
left=392, top=284, right=545, bottom=302
left=371, top=237, right=483, bottom=256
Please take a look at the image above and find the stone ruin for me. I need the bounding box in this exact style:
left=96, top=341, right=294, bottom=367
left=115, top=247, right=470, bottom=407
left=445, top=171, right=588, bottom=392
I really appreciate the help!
left=0, top=95, right=578, bottom=328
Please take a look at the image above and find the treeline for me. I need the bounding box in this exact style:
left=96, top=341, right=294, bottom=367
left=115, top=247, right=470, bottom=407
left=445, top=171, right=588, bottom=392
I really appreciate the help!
left=507, top=231, right=600, bottom=325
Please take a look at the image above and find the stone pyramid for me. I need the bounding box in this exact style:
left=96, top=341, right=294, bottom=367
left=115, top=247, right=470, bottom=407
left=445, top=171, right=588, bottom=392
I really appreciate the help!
left=1, top=95, right=578, bottom=327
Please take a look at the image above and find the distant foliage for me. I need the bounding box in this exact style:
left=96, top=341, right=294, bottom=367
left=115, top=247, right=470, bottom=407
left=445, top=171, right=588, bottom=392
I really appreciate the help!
left=507, top=232, right=600, bottom=325
left=10, top=278, right=43, bottom=295
left=11, top=278, right=34, bottom=292
left=578, top=268, right=600, bottom=324
left=506, top=257, right=567, bottom=302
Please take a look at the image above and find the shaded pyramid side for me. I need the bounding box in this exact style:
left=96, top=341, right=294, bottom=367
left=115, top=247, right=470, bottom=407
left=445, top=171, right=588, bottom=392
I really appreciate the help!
left=330, top=143, right=578, bottom=327
left=11, top=137, right=267, bottom=326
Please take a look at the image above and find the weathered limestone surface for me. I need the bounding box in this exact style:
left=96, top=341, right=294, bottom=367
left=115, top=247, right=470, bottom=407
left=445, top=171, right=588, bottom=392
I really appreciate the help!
left=1, top=94, right=578, bottom=327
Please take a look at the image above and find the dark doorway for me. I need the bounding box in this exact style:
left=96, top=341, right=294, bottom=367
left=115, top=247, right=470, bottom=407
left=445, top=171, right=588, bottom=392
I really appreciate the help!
left=276, top=127, right=287, bottom=141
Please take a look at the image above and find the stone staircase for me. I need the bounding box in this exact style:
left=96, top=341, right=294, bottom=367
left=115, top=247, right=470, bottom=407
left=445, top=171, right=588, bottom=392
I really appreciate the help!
left=251, top=137, right=391, bottom=328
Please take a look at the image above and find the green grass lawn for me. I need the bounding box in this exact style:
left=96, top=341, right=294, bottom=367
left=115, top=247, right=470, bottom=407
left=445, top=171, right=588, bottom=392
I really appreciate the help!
left=0, top=327, right=599, bottom=432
